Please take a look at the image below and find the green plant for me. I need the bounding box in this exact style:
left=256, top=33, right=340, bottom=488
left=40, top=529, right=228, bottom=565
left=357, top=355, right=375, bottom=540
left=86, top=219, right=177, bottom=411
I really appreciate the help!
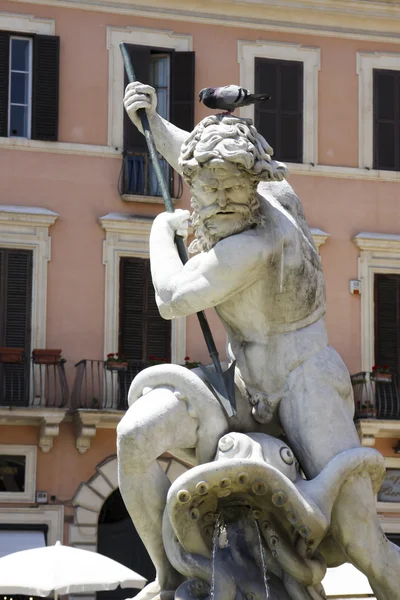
left=105, top=352, right=127, bottom=365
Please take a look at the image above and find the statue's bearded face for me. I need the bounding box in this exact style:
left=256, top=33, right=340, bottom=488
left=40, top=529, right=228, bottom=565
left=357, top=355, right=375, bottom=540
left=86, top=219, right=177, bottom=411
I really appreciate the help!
left=189, top=165, right=259, bottom=253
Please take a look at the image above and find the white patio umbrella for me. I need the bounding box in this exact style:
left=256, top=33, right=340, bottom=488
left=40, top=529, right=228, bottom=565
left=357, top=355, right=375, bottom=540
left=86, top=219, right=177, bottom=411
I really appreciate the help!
left=0, top=541, right=147, bottom=599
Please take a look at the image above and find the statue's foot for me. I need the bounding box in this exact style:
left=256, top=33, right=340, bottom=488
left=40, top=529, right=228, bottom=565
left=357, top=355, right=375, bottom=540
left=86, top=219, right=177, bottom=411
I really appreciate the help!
left=128, top=580, right=176, bottom=600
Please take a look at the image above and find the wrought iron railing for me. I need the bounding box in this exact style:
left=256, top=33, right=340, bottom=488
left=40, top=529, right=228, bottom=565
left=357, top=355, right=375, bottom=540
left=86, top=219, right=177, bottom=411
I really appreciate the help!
left=0, top=359, right=69, bottom=408
left=351, top=371, right=400, bottom=419
left=72, top=360, right=152, bottom=410
left=118, top=150, right=183, bottom=199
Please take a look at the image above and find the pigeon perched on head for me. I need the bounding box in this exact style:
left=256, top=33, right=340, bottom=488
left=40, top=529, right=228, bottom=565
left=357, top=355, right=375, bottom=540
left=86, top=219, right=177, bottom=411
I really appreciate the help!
left=198, top=85, right=271, bottom=113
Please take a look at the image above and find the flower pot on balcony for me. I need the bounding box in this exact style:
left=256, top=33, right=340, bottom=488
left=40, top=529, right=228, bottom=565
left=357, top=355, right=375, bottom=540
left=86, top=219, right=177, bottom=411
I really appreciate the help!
left=358, top=407, right=377, bottom=418
left=371, top=373, right=392, bottom=383
left=33, top=349, right=62, bottom=365
left=106, top=361, right=128, bottom=371
left=0, top=347, right=24, bottom=363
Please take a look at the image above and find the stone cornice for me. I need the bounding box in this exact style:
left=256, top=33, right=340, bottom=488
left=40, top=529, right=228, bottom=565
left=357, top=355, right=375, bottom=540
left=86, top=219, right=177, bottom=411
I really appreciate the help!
left=7, top=0, right=400, bottom=42
left=356, top=418, right=400, bottom=447
left=0, top=205, right=59, bottom=228
left=353, top=232, right=400, bottom=253
left=0, top=408, right=67, bottom=452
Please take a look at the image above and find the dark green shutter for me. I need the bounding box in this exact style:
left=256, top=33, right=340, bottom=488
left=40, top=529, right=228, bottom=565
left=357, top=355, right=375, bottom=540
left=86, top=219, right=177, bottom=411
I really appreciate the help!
left=254, top=58, right=303, bottom=163
left=0, top=249, right=33, bottom=407
left=119, top=257, right=171, bottom=361
left=374, top=274, right=400, bottom=376
left=31, top=34, right=60, bottom=141
left=123, top=45, right=151, bottom=152
left=170, top=51, right=195, bottom=132
left=373, top=69, right=400, bottom=171
left=0, top=31, right=10, bottom=138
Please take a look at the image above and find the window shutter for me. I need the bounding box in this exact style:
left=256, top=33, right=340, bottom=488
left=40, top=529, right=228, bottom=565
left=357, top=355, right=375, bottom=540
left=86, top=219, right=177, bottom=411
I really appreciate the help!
left=254, top=58, right=303, bottom=163
left=123, top=45, right=151, bottom=152
left=170, top=51, right=195, bottom=133
left=31, top=34, right=60, bottom=141
left=119, top=257, right=171, bottom=361
left=0, top=249, right=33, bottom=407
left=146, top=264, right=171, bottom=362
left=374, top=274, right=400, bottom=376
left=0, top=31, right=10, bottom=137
left=373, top=69, right=400, bottom=171
left=1, top=250, right=33, bottom=350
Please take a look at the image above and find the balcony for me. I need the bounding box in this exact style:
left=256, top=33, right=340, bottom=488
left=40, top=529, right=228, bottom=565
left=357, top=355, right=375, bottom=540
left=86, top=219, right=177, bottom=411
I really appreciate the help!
left=71, top=359, right=153, bottom=410
left=351, top=371, right=400, bottom=447
left=71, top=359, right=153, bottom=453
left=118, top=150, right=183, bottom=202
left=0, top=359, right=68, bottom=408
left=0, top=351, right=69, bottom=452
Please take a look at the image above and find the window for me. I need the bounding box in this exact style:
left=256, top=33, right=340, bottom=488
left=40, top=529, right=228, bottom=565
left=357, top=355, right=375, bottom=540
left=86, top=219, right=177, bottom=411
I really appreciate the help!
left=238, top=41, right=320, bottom=165
left=119, top=44, right=194, bottom=198
left=0, top=445, right=36, bottom=503
left=254, top=58, right=303, bottom=163
left=357, top=51, right=400, bottom=170
left=373, top=69, right=400, bottom=171
left=0, top=31, right=59, bottom=140
left=99, top=213, right=186, bottom=367
left=374, top=274, right=400, bottom=378
left=0, top=249, right=33, bottom=407
left=119, top=257, right=171, bottom=363
left=0, top=526, right=46, bottom=558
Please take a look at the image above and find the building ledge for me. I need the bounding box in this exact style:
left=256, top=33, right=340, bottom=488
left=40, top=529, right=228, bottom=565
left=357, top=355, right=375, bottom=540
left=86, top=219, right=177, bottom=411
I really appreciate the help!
left=356, top=418, right=400, bottom=447
left=73, top=409, right=123, bottom=454
left=0, top=407, right=67, bottom=452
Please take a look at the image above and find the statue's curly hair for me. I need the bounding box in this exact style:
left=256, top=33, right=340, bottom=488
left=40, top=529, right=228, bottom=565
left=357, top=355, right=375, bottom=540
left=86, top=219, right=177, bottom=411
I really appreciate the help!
left=178, top=114, right=288, bottom=184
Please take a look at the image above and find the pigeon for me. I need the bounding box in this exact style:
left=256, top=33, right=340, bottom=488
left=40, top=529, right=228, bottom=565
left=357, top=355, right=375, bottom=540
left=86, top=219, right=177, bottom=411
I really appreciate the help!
left=198, top=85, right=271, bottom=113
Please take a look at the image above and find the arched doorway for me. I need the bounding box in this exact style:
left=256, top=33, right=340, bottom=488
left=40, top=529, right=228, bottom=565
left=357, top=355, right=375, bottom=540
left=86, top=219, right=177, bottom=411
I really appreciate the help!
left=97, top=488, right=155, bottom=600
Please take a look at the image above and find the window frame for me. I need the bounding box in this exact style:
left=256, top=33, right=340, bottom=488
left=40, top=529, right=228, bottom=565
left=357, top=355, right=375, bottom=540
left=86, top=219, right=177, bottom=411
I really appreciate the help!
left=0, top=505, right=63, bottom=544
left=0, top=206, right=58, bottom=361
left=0, top=444, right=36, bottom=503
left=357, top=51, right=400, bottom=170
left=8, top=35, right=33, bottom=139
left=238, top=40, right=320, bottom=165
left=354, top=232, right=400, bottom=374
left=99, top=213, right=186, bottom=368
left=106, top=25, right=192, bottom=149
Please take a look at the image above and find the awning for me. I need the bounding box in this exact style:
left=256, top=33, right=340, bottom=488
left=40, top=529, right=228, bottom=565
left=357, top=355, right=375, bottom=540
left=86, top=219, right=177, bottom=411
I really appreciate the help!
left=0, top=530, right=46, bottom=558
left=323, top=562, right=374, bottom=597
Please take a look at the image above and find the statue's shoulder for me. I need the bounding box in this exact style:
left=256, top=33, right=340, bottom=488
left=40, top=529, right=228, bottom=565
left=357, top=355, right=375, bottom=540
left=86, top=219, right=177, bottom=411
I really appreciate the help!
left=257, top=179, right=317, bottom=252
left=257, top=180, right=306, bottom=223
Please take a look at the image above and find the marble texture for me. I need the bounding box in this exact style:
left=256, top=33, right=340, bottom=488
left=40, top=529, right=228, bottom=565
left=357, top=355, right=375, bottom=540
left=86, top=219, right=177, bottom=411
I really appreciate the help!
left=117, top=81, right=400, bottom=600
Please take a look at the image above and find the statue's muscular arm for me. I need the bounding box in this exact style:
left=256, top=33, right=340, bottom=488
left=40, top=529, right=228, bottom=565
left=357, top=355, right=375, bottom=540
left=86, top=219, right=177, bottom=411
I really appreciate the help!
left=150, top=211, right=273, bottom=318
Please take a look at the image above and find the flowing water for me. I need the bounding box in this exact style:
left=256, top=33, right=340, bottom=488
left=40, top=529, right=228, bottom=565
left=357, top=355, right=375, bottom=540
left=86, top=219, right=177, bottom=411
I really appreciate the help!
left=211, top=514, right=222, bottom=600
left=210, top=510, right=271, bottom=600
left=255, top=518, right=270, bottom=600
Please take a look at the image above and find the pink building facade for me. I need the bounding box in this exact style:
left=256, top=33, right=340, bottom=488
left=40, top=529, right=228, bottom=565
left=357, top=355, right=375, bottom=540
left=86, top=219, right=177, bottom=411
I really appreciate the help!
left=1, top=0, right=400, bottom=596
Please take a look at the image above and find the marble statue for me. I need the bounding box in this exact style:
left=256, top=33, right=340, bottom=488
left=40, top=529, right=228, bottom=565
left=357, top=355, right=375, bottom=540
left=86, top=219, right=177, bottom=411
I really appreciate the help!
left=117, top=82, right=400, bottom=600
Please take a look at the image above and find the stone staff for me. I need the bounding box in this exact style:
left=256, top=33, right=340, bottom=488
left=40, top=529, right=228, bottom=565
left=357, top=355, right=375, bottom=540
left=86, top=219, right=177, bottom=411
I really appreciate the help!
left=119, top=42, right=236, bottom=417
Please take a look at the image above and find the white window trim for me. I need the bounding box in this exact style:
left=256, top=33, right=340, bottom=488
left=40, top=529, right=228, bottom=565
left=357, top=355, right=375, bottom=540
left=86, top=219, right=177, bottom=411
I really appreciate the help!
left=357, top=51, right=400, bottom=170
left=0, top=206, right=59, bottom=354
left=106, top=25, right=192, bottom=148
left=0, top=12, right=54, bottom=35
left=0, top=505, right=64, bottom=544
left=238, top=40, right=320, bottom=166
left=99, top=213, right=186, bottom=367
left=0, top=444, right=36, bottom=503
left=353, top=232, right=400, bottom=374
